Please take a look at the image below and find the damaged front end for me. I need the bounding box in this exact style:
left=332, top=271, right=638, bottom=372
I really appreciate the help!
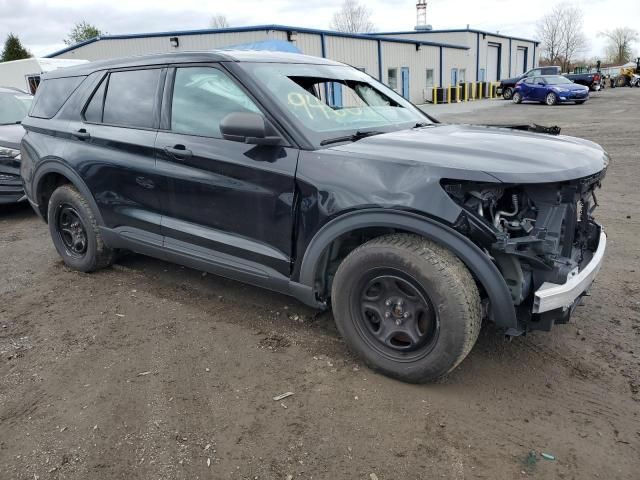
left=444, top=169, right=607, bottom=332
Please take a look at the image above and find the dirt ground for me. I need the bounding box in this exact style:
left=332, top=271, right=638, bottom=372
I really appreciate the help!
left=1, top=87, right=639, bottom=480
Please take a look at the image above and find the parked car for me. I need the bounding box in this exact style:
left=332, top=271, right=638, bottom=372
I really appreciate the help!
left=513, top=75, right=589, bottom=105
left=21, top=52, right=608, bottom=383
left=564, top=71, right=603, bottom=91
left=0, top=87, right=33, bottom=204
left=498, top=66, right=561, bottom=99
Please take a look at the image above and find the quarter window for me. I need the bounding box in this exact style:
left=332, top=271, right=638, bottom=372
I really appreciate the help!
left=84, top=77, right=107, bottom=123
left=30, top=76, right=84, bottom=119
left=102, top=69, right=161, bottom=128
left=170, top=67, right=260, bottom=138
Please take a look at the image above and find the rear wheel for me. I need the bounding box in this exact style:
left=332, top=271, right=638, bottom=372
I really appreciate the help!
left=331, top=234, right=481, bottom=383
left=502, top=87, right=513, bottom=100
left=512, top=91, right=523, bottom=104
left=47, top=184, right=114, bottom=272
left=545, top=92, right=558, bottom=106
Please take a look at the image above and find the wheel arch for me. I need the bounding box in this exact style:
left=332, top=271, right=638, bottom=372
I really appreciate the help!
left=297, top=209, right=518, bottom=330
left=33, top=161, right=104, bottom=226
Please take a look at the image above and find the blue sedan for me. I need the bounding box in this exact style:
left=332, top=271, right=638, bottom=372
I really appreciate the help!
left=513, top=75, right=589, bottom=106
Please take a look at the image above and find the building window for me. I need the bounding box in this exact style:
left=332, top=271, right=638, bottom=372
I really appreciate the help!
left=479, top=68, right=486, bottom=82
left=387, top=68, right=398, bottom=91
left=450, top=68, right=458, bottom=86
left=459, top=69, right=466, bottom=83
left=425, top=69, right=434, bottom=87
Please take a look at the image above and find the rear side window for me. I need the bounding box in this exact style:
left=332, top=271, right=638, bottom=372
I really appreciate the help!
left=102, top=69, right=161, bottom=128
left=30, top=76, right=84, bottom=119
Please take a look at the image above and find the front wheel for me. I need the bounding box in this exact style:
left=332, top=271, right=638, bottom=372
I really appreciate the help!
left=545, top=92, right=558, bottom=106
left=47, top=184, right=114, bottom=272
left=512, top=91, right=523, bottom=104
left=331, top=234, right=481, bottom=383
left=502, top=87, right=513, bottom=100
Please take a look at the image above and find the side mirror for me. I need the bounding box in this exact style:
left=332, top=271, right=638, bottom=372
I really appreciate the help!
left=220, top=112, right=282, bottom=146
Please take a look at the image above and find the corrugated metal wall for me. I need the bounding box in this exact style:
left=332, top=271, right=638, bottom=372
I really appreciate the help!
left=324, top=36, right=379, bottom=75
left=54, top=30, right=286, bottom=61
left=381, top=43, right=439, bottom=102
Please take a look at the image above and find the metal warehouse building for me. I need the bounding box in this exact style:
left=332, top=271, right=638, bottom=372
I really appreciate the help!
left=46, top=24, right=538, bottom=104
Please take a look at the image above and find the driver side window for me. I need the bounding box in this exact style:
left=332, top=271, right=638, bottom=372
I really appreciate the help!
left=170, top=67, right=261, bottom=138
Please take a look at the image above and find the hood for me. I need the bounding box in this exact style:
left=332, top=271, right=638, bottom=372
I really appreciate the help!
left=329, top=124, right=608, bottom=183
left=551, top=83, right=588, bottom=91
left=0, top=123, right=26, bottom=150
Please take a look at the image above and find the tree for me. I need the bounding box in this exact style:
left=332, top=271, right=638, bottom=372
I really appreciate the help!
left=601, top=27, right=639, bottom=64
left=536, top=5, right=587, bottom=72
left=210, top=14, right=230, bottom=29
left=64, top=21, right=103, bottom=46
left=330, top=0, right=375, bottom=33
left=1, top=34, right=31, bottom=62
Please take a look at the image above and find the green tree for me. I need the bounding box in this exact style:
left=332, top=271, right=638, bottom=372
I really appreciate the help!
left=64, top=21, right=103, bottom=46
left=1, top=34, right=31, bottom=62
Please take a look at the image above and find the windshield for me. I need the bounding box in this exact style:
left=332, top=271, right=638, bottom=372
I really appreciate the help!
left=0, top=92, right=33, bottom=124
left=238, top=62, right=430, bottom=146
left=546, top=76, right=573, bottom=85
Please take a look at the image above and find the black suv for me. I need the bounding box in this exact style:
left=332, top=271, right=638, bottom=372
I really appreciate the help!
left=1, top=87, right=33, bottom=204
left=21, top=51, right=608, bottom=382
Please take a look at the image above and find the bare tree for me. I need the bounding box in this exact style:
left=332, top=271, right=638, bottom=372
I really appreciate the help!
left=601, top=27, right=639, bottom=64
left=210, top=14, right=230, bottom=29
left=536, top=8, right=563, bottom=64
left=536, top=5, right=587, bottom=72
left=330, top=0, right=375, bottom=33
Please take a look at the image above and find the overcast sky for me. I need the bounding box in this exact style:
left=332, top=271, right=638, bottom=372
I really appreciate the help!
left=1, top=0, right=639, bottom=58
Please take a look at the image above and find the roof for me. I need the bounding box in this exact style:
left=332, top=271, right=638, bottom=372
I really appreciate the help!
left=45, top=24, right=469, bottom=58
left=42, top=50, right=342, bottom=79
left=374, top=28, right=539, bottom=45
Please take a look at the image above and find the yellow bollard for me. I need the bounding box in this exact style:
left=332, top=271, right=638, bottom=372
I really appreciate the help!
left=447, top=86, right=451, bottom=104
left=433, top=86, right=438, bottom=104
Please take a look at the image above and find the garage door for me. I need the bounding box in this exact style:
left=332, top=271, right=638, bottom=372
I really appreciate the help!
left=487, top=44, right=500, bottom=82
left=516, top=47, right=527, bottom=74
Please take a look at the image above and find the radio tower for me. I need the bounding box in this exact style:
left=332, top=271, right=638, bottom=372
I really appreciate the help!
left=415, top=0, right=432, bottom=31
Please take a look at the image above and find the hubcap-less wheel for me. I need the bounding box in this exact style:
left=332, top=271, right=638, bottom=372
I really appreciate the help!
left=546, top=92, right=557, bottom=106
left=353, top=269, right=439, bottom=360
left=513, top=92, right=522, bottom=104
left=503, top=87, right=513, bottom=100
left=56, top=204, right=88, bottom=257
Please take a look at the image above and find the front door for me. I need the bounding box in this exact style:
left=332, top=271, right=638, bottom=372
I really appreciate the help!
left=401, top=67, right=410, bottom=99
left=155, top=65, right=298, bottom=275
left=531, top=76, right=547, bottom=101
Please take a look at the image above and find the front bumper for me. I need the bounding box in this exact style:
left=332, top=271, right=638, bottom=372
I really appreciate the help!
left=533, top=230, right=607, bottom=313
left=0, top=173, right=25, bottom=204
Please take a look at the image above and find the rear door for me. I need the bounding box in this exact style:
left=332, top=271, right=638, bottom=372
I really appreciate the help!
left=65, top=67, right=165, bottom=236
left=154, top=65, right=298, bottom=276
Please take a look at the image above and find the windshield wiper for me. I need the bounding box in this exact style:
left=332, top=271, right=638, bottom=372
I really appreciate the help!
left=320, top=130, right=384, bottom=146
left=0, top=121, right=21, bottom=125
left=413, top=122, right=430, bottom=128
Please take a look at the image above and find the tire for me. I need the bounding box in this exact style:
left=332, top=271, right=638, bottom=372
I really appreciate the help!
left=512, top=91, right=523, bottom=104
left=615, top=76, right=627, bottom=87
left=502, top=87, right=513, bottom=100
left=331, top=234, right=481, bottom=383
left=47, top=184, right=114, bottom=272
left=545, top=92, right=558, bottom=106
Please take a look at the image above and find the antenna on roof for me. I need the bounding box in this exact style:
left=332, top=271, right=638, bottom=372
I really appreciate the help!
left=415, top=0, right=432, bottom=31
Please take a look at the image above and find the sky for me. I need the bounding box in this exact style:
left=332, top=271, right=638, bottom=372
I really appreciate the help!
left=1, top=0, right=639, bottom=59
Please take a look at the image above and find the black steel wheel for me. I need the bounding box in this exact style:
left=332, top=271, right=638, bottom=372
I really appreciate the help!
left=56, top=204, right=88, bottom=257
left=353, top=269, right=439, bottom=360
left=47, top=184, right=114, bottom=272
left=331, top=234, right=481, bottom=383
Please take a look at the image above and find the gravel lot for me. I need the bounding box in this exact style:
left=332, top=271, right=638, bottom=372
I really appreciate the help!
left=1, top=87, right=638, bottom=479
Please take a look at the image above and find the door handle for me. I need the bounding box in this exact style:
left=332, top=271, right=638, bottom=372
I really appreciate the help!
left=73, top=129, right=91, bottom=140
left=164, top=145, right=192, bottom=160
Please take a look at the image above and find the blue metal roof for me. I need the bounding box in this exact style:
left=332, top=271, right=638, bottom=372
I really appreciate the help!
left=45, top=24, right=469, bottom=58
left=374, top=28, right=539, bottom=45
